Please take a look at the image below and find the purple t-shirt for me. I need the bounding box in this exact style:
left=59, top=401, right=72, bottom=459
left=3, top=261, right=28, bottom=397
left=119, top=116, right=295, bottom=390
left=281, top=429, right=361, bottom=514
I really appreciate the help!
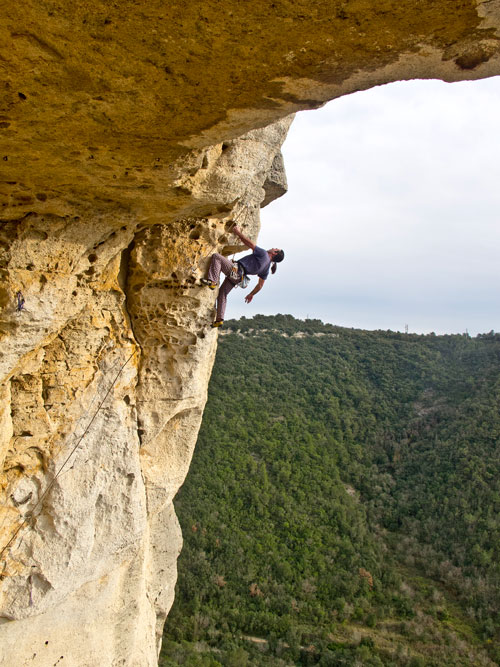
left=238, top=246, right=271, bottom=280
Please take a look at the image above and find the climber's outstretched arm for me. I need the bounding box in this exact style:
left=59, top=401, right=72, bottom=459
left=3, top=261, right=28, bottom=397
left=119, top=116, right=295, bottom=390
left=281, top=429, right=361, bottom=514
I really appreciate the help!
left=245, top=277, right=265, bottom=303
left=232, top=225, right=256, bottom=251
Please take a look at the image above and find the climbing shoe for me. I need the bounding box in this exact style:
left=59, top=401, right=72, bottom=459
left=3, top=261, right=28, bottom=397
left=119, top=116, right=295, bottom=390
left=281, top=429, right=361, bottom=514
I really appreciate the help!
left=211, top=320, right=224, bottom=328
left=201, top=278, right=217, bottom=290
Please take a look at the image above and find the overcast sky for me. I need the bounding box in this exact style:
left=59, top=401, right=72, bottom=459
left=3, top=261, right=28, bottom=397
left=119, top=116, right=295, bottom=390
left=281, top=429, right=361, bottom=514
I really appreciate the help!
left=229, top=76, right=500, bottom=335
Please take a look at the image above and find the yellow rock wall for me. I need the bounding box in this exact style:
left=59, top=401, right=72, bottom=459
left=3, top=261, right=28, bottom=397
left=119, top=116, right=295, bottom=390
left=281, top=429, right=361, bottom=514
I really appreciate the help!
left=1, top=1, right=500, bottom=665
left=0, top=119, right=293, bottom=665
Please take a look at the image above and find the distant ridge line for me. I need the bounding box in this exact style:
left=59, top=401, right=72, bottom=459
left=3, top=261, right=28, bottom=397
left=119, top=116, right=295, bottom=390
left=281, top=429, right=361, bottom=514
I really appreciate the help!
left=219, top=329, right=339, bottom=338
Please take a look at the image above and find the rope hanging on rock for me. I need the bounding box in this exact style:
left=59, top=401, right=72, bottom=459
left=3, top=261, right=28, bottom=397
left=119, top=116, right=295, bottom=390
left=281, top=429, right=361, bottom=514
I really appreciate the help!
left=0, top=351, right=135, bottom=569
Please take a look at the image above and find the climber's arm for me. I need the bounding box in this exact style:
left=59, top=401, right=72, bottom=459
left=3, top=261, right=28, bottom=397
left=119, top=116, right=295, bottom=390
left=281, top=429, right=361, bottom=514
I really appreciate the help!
left=232, top=225, right=256, bottom=251
left=245, top=277, right=265, bottom=303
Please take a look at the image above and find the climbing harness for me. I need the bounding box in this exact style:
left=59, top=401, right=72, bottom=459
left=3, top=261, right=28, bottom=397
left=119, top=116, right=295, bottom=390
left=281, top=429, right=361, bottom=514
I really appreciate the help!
left=238, top=272, right=250, bottom=289
left=229, top=261, right=250, bottom=289
left=0, top=351, right=135, bottom=566
left=231, top=261, right=242, bottom=281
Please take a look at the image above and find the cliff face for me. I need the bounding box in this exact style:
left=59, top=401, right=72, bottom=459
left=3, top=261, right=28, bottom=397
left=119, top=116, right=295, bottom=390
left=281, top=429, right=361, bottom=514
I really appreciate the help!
left=1, top=1, right=500, bottom=665
left=0, top=120, right=292, bottom=664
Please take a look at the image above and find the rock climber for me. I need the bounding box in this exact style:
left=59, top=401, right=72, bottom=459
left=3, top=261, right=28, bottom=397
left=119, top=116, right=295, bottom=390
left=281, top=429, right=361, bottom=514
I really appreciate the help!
left=201, top=225, right=285, bottom=328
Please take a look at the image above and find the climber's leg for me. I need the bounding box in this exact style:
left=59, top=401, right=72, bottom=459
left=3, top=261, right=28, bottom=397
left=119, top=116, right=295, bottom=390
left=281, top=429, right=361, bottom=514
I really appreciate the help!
left=203, top=253, right=232, bottom=287
left=215, top=276, right=236, bottom=322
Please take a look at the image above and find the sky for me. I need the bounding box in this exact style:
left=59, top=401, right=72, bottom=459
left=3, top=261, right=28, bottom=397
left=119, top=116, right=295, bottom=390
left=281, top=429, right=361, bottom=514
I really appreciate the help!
left=228, top=76, right=500, bottom=335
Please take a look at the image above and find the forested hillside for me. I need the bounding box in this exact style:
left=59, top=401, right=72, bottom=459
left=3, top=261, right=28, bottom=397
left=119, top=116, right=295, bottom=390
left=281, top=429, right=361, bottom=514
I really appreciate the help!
left=161, top=315, right=500, bottom=666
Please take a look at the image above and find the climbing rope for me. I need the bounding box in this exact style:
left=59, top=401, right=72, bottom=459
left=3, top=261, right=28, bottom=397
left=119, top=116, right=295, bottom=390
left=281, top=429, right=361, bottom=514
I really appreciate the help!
left=171, top=202, right=255, bottom=290
left=198, top=200, right=253, bottom=267
left=186, top=152, right=271, bottom=277
left=0, top=350, right=135, bottom=567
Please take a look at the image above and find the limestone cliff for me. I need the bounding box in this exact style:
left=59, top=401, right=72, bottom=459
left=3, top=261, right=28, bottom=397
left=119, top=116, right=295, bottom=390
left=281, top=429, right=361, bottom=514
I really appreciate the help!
left=1, top=1, right=500, bottom=665
left=0, top=119, right=292, bottom=665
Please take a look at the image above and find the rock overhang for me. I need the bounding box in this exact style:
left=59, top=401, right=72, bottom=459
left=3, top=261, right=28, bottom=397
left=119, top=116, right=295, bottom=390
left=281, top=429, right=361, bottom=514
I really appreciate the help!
left=2, top=0, right=500, bottom=222
left=2, top=1, right=500, bottom=665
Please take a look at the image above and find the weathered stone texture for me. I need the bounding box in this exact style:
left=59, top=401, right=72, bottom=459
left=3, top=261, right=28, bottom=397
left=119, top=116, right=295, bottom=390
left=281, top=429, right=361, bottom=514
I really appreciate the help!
left=1, top=0, right=500, bottom=665
left=261, top=151, right=288, bottom=209
left=0, top=114, right=292, bottom=665
left=2, top=1, right=500, bottom=222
